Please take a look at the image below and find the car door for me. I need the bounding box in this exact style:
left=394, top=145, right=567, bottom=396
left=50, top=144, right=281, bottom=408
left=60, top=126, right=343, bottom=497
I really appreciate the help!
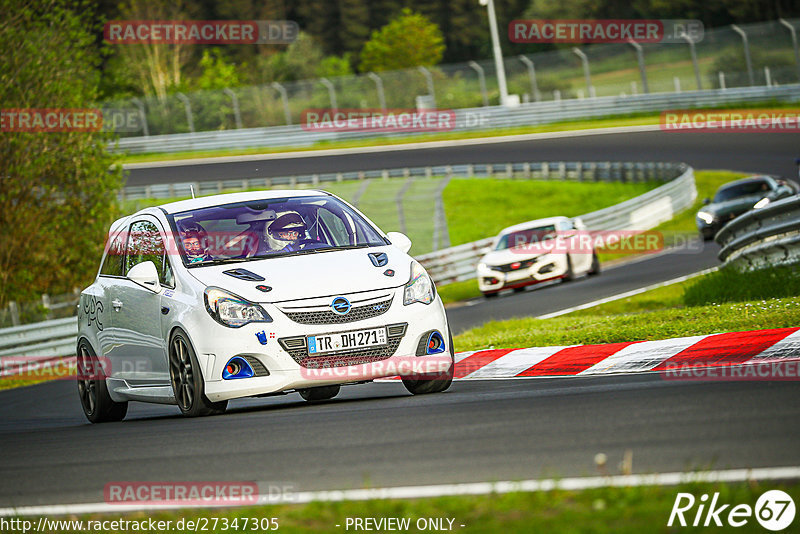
left=108, top=217, right=173, bottom=385
left=85, top=231, right=126, bottom=364
left=562, top=219, right=593, bottom=273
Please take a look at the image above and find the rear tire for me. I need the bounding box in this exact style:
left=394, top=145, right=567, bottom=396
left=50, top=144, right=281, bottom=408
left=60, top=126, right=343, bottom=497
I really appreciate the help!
left=483, top=291, right=499, bottom=299
left=588, top=252, right=601, bottom=276
left=403, top=333, right=455, bottom=395
left=169, top=330, right=227, bottom=417
left=76, top=341, right=127, bottom=424
left=562, top=256, right=575, bottom=282
left=298, top=385, right=340, bottom=402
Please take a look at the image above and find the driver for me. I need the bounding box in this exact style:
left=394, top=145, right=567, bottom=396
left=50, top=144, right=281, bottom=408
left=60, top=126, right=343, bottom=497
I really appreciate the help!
left=266, top=212, right=308, bottom=252
left=179, top=222, right=212, bottom=264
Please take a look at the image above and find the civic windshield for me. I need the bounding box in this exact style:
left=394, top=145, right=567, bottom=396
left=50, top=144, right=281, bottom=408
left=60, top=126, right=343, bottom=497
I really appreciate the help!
left=713, top=180, right=772, bottom=203
left=495, top=225, right=557, bottom=250
left=169, top=195, right=387, bottom=266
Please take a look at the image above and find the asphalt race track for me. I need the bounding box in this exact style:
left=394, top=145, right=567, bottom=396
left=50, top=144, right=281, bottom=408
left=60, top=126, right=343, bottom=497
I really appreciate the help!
left=1, top=131, right=797, bottom=509
left=1, top=375, right=799, bottom=507
left=125, top=130, right=800, bottom=186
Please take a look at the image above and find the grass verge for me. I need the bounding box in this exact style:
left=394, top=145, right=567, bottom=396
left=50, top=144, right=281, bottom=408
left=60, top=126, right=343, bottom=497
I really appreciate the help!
left=21, top=481, right=799, bottom=533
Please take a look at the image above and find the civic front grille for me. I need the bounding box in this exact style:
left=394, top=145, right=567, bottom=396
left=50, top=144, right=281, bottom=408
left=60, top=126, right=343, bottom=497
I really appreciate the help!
left=281, top=296, right=393, bottom=325
left=494, top=258, right=538, bottom=273
left=279, top=322, right=407, bottom=368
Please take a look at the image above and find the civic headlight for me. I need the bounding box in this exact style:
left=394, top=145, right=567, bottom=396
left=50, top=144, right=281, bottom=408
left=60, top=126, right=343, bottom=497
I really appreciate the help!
left=753, top=197, right=770, bottom=209
left=204, top=287, right=272, bottom=328
left=404, top=261, right=435, bottom=305
left=697, top=211, right=716, bottom=225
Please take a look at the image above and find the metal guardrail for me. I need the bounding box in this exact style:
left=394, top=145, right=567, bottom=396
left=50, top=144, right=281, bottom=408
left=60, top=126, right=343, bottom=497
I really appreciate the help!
left=111, top=84, right=800, bottom=154
left=418, top=163, right=696, bottom=284
left=716, top=195, right=800, bottom=269
left=121, top=160, right=678, bottom=200
left=0, top=317, right=77, bottom=360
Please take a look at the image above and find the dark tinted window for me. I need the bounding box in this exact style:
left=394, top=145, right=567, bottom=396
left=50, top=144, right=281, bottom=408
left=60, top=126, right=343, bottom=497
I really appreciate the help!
left=713, top=180, right=772, bottom=202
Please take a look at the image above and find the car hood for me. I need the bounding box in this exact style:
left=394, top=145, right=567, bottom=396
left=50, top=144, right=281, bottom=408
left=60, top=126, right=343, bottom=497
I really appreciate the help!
left=186, top=246, right=409, bottom=303
left=480, top=247, right=544, bottom=266
left=703, top=195, right=765, bottom=218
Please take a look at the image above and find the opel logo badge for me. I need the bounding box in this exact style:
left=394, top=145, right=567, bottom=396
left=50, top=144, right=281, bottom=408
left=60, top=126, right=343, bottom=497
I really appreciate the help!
left=331, top=296, right=351, bottom=315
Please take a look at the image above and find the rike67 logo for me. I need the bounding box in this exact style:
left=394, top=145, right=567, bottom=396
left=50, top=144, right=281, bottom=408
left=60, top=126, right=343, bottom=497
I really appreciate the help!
left=669, top=490, right=796, bottom=531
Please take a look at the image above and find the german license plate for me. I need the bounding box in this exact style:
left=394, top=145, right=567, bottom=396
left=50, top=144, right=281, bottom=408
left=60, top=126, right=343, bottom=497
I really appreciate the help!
left=307, top=327, right=387, bottom=355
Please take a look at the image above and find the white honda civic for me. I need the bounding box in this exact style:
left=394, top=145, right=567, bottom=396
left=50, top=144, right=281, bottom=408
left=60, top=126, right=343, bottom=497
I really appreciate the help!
left=76, top=190, right=453, bottom=422
left=476, top=216, right=600, bottom=297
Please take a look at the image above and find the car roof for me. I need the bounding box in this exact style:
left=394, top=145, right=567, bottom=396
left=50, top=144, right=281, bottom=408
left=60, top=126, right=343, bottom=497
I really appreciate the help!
left=497, top=216, right=570, bottom=236
left=717, top=175, right=774, bottom=190
left=154, top=189, right=328, bottom=215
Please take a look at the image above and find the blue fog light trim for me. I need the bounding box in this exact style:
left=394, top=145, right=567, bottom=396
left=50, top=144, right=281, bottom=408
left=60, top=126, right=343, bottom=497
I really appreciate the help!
left=222, top=356, right=255, bottom=380
left=426, top=331, right=446, bottom=354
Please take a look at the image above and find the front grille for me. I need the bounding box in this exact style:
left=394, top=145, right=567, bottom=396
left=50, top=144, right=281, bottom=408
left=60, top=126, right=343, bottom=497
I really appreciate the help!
left=279, top=322, right=407, bottom=368
left=282, top=297, right=393, bottom=325
left=494, top=258, right=537, bottom=273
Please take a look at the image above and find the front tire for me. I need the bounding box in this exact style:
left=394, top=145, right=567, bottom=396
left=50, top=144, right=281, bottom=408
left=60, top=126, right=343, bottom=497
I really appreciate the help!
left=169, top=330, right=227, bottom=417
left=403, top=333, right=455, bottom=395
left=77, top=341, right=127, bottom=424
left=562, top=256, right=575, bottom=282
left=298, top=385, right=340, bottom=402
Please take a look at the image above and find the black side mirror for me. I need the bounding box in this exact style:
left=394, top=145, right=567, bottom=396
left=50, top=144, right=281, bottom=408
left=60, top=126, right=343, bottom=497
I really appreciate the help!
left=703, top=198, right=711, bottom=205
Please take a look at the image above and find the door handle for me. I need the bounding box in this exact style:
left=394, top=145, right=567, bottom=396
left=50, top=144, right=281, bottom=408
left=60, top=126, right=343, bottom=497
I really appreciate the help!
left=112, top=299, right=123, bottom=311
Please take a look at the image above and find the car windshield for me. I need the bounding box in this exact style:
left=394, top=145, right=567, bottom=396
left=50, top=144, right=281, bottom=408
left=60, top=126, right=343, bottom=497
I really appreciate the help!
left=495, top=225, right=557, bottom=250
left=713, top=180, right=771, bottom=202
left=169, top=194, right=387, bottom=266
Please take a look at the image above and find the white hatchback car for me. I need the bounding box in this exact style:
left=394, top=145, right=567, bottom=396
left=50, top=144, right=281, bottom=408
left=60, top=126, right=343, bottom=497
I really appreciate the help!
left=476, top=216, right=600, bottom=297
left=76, top=190, right=453, bottom=422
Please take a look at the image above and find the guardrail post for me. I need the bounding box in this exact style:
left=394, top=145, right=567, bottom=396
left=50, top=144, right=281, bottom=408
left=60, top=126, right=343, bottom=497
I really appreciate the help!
left=270, top=82, right=292, bottom=125
left=764, top=66, right=772, bottom=87
left=680, top=33, right=702, bottom=90
left=718, top=72, right=726, bottom=90
left=468, top=61, right=489, bottom=107
left=627, top=40, right=649, bottom=94
left=779, top=19, right=800, bottom=83
left=572, top=48, right=593, bottom=99
left=175, top=92, right=195, bottom=133
left=518, top=55, right=541, bottom=102
left=41, top=294, right=51, bottom=320
left=731, top=25, right=755, bottom=86
left=553, top=90, right=561, bottom=101
left=524, top=162, right=531, bottom=179
left=366, top=72, right=387, bottom=111
left=223, top=88, right=243, bottom=129
left=673, top=77, right=681, bottom=93
left=396, top=177, right=414, bottom=234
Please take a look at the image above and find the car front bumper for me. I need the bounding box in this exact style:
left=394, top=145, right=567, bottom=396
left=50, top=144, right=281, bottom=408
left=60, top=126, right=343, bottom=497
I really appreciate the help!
left=476, top=254, right=567, bottom=293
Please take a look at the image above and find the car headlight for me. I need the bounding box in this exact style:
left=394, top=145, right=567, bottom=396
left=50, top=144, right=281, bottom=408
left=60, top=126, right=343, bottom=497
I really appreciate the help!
left=404, top=261, right=435, bottom=305
left=697, top=211, right=716, bottom=225
left=204, top=287, right=272, bottom=328
left=753, top=197, right=770, bottom=209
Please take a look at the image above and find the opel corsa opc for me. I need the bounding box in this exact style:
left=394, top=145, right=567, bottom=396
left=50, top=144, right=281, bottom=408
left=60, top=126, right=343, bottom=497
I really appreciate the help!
left=76, top=190, right=453, bottom=422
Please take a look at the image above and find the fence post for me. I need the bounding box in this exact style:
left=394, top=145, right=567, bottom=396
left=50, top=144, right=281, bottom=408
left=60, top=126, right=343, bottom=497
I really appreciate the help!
left=673, top=77, right=681, bottom=93
left=627, top=39, right=649, bottom=94
left=320, top=78, right=338, bottom=110
left=681, top=33, right=702, bottom=90
left=779, top=19, right=800, bottom=83
left=518, top=55, right=541, bottom=102
left=9, top=301, right=20, bottom=327
left=418, top=66, right=435, bottom=103
left=731, top=25, right=754, bottom=86
left=468, top=61, right=489, bottom=107
left=271, top=82, right=292, bottom=125
left=572, top=48, right=593, bottom=99
left=131, top=97, right=149, bottom=137
left=396, top=177, right=414, bottom=234
left=175, top=92, right=195, bottom=133
left=223, top=88, right=243, bottom=129
left=718, top=72, right=726, bottom=90
left=367, top=72, right=387, bottom=111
